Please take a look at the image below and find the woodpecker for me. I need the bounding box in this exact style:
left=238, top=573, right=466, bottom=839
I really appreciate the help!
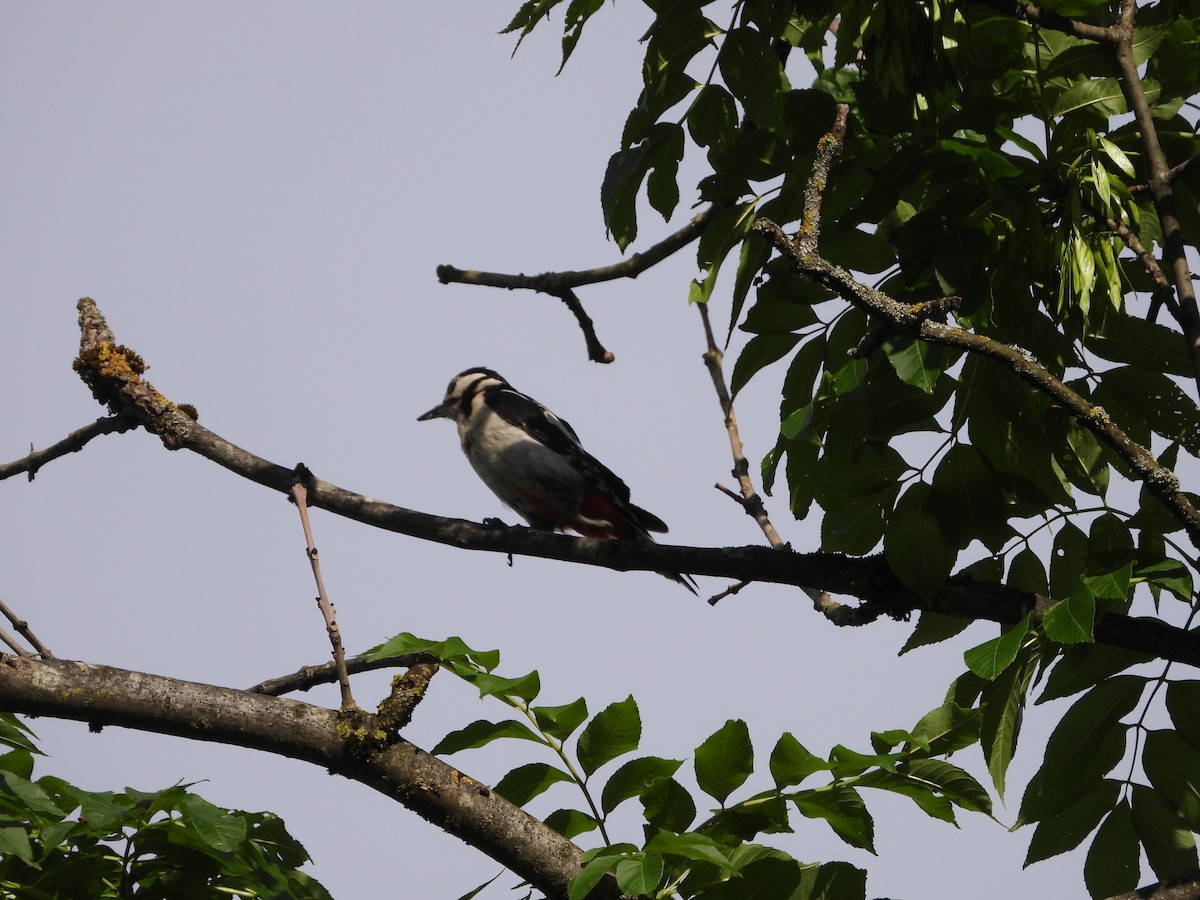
left=418, top=367, right=697, bottom=593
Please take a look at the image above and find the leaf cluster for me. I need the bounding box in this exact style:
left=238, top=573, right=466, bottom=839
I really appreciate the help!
left=0, top=713, right=329, bottom=899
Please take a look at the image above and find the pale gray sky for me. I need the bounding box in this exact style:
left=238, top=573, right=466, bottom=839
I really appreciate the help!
left=4, top=3, right=1087, bottom=897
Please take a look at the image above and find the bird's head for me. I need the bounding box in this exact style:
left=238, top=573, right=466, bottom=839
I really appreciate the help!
left=417, top=367, right=509, bottom=423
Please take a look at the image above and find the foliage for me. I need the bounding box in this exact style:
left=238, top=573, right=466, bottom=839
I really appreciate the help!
left=372, top=633, right=994, bottom=899
left=0, top=713, right=330, bottom=900
left=505, top=0, right=1200, bottom=896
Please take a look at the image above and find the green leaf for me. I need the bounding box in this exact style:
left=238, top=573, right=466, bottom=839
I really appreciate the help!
left=532, top=698, right=589, bottom=742
left=883, top=337, right=944, bottom=393
left=576, top=696, right=641, bottom=777
left=1020, top=676, right=1145, bottom=824
left=911, top=699, right=982, bottom=757
left=698, top=857, right=807, bottom=899
left=1038, top=644, right=1152, bottom=704
left=1165, top=681, right=1200, bottom=752
left=570, top=855, right=618, bottom=900
left=929, top=443, right=1012, bottom=552
left=1131, top=784, right=1199, bottom=878
left=180, top=794, right=247, bottom=853
left=1025, top=779, right=1121, bottom=865
left=643, top=832, right=737, bottom=872
left=1008, top=547, right=1049, bottom=595
left=854, top=769, right=955, bottom=824
left=492, top=763, right=574, bottom=807
left=903, top=758, right=993, bottom=815
left=1089, top=315, right=1193, bottom=377
left=1093, top=367, right=1200, bottom=457
left=614, top=855, right=664, bottom=895
left=0, top=827, right=33, bottom=866
left=963, top=614, right=1030, bottom=680
left=731, top=334, right=804, bottom=397
left=1084, top=800, right=1140, bottom=899
left=431, top=719, right=544, bottom=755
left=1142, top=730, right=1200, bottom=830
left=806, top=860, right=868, bottom=900
left=688, top=84, right=738, bottom=149
left=470, top=670, right=542, bottom=702
left=884, top=483, right=957, bottom=600
left=695, top=719, right=754, bottom=805
left=792, top=785, right=875, bottom=852
left=1050, top=522, right=1088, bottom=602
left=601, top=145, right=649, bottom=251
left=600, top=756, right=683, bottom=815
left=640, top=777, right=696, bottom=832
left=769, top=732, right=831, bottom=790
left=1043, top=584, right=1097, bottom=644
left=544, top=808, right=599, bottom=840
left=979, top=644, right=1037, bottom=799
left=900, top=610, right=973, bottom=654
left=718, top=27, right=789, bottom=135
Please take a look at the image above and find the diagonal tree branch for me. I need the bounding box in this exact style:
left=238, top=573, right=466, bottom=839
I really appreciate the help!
left=0, top=655, right=622, bottom=900
left=750, top=106, right=1200, bottom=554
left=66, top=296, right=1200, bottom=667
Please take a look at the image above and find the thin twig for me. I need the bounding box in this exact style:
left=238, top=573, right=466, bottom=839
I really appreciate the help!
left=0, top=626, right=33, bottom=657
left=0, top=598, right=53, bottom=658
left=0, top=413, right=137, bottom=482
left=1105, top=216, right=1181, bottom=322
left=1129, top=152, right=1200, bottom=195
left=697, top=301, right=831, bottom=608
left=436, top=204, right=725, bottom=362
left=289, top=476, right=356, bottom=710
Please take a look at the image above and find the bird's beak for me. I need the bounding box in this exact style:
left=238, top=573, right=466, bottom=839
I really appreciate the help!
left=417, top=401, right=453, bottom=422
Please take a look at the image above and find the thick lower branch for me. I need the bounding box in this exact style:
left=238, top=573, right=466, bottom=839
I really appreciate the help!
left=0, top=655, right=620, bottom=900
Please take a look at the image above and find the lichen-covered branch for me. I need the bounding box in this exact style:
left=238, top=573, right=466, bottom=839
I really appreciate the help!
left=750, top=107, right=1200, bottom=554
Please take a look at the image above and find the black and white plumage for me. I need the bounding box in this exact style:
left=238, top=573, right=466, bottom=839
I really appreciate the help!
left=418, top=367, right=697, bottom=593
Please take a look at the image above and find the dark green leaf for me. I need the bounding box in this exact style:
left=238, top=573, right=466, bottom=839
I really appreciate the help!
left=731, top=333, right=803, bottom=397
left=1025, top=779, right=1120, bottom=865
left=431, top=719, right=543, bottom=755
left=544, top=808, right=599, bottom=840
left=1131, top=784, right=1199, bottom=878
left=688, top=84, right=738, bottom=149
left=884, top=483, right=957, bottom=600
left=964, top=614, right=1030, bottom=680
left=792, top=785, right=875, bottom=852
left=1089, top=315, right=1192, bottom=376
left=698, top=857, right=806, bottom=899
left=570, top=855, right=619, bottom=900
left=979, top=643, right=1038, bottom=799
left=899, top=610, right=973, bottom=654
left=929, top=443, right=1012, bottom=552
left=532, top=698, right=589, bottom=742
left=600, top=756, right=683, bottom=815
left=1084, top=800, right=1140, bottom=899
left=855, top=769, right=956, bottom=823
left=1042, top=584, right=1096, bottom=644
left=903, top=759, right=992, bottom=814
left=1050, top=522, right=1088, bottom=603
left=577, top=696, right=641, bottom=777
left=493, top=763, right=574, bottom=806
left=471, top=669, right=542, bottom=702
left=1020, top=676, right=1144, bottom=824
left=180, top=794, right=247, bottom=853
left=695, top=719, right=754, bottom=805
left=643, top=832, right=736, bottom=872
left=614, top=855, right=664, bottom=895
left=1142, top=730, right=1200, bottom=830
left=770, top=733, right=830, bottom=788
left=1008, top=547, right=1049, bottom=596
left=1165, top=681, right=1200, bottom=752
left=1038, top=645, right=1152, bottom=704
left=640, top=777, right=696, bottom=832
left=718, top=27, right=789, bottom=135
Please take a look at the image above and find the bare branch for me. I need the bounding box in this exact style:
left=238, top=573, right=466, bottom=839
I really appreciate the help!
left=0, top=413, right=136, bottom=482
left=0, top=655, right=622, bottom=900
left=289, top=475, right=355, bottom=709
left=436, top=204, right=724, bottom=362
left=67, top=297, right=1200, bottom=665
left=0, top=598, right=53, bottom=659
left=972, top=0, right=1112, bottom=43
left=1105, top=216, right=1182, bottom=323
left=0, top=627, right=32, bottom=657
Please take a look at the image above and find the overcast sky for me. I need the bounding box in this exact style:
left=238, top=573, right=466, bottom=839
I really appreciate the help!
left=1, top=4, right=1105, bottom=897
